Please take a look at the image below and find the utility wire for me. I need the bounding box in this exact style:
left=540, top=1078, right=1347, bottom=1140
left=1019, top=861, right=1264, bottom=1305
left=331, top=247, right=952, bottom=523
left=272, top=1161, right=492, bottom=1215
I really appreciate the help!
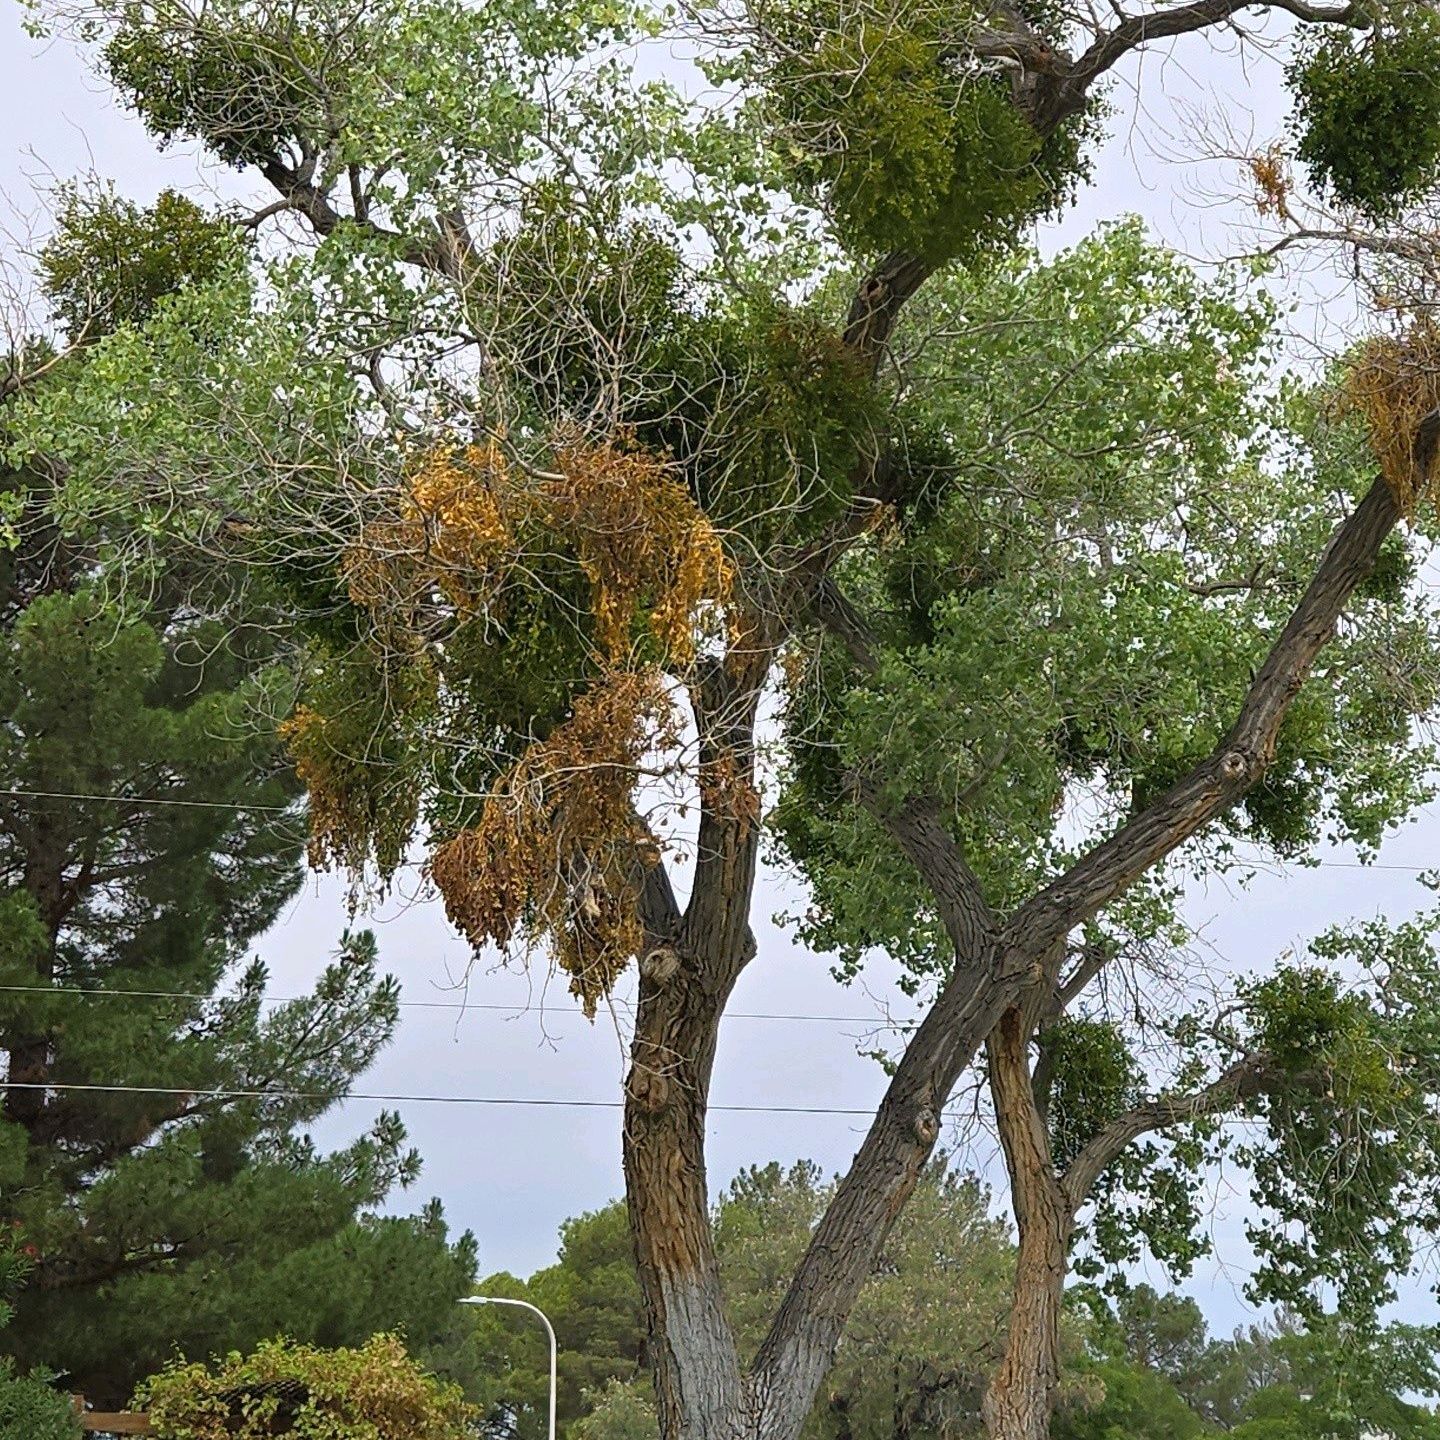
left=0, top=983, right=919, bottom=1029
left=0, top=786, right=295, bottom=813
left=0, top=1079, right=881, bottom=1118
left=0, top=786, right=1432, bottom=873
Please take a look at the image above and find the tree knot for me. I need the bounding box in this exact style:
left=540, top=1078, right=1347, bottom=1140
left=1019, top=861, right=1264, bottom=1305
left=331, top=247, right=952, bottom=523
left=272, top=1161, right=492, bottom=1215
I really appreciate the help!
left=625, top=1065, right=672, bottom=1114
left=912, top=1105, right=939, bottom=1146
left=1219, top=749, right=1255, bottom=783
left=639, top=945, right=682, bottom=986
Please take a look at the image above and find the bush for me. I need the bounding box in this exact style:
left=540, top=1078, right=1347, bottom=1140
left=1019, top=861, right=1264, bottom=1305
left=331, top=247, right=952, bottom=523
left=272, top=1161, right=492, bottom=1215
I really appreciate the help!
left=0, top=1361, right=82, bottom=1440
left=137, top=1334, right=475, bottom=1440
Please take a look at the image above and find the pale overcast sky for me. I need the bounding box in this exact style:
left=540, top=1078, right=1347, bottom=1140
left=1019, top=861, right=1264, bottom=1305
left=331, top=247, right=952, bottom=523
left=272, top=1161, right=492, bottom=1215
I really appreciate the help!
left=3, top=3, right=1435, bottom=1339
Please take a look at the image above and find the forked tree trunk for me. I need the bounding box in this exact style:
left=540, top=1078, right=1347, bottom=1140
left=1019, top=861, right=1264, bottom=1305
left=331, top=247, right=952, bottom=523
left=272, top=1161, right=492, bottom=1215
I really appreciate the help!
left=982, top=1009, right=1073, bottom=1440
left=624, top=658, right=767, bottom=1440
left=621, top=476, right=1405, bottom=1440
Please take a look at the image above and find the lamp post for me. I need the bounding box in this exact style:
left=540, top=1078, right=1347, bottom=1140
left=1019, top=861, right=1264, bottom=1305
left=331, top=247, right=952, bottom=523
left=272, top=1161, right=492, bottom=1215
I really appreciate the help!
left=461, top=1295, right=558, bottom=1440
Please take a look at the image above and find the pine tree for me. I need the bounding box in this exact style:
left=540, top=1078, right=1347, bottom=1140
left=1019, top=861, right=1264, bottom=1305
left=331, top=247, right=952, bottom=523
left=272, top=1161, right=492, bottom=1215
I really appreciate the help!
left=0, top=193, right=476, bottom=1405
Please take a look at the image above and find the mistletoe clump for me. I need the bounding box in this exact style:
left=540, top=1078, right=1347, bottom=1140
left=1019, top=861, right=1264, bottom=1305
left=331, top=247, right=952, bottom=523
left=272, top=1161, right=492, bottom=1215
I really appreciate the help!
left=294, top=435, right=733, bottom=1008
left=346, top=436, right=732, bottom=665
left=761, top=0, right=1089, bottom=262
left=429, top=669, right=680, bottom=1013
left=280, top=653, right=435, bottom=879
left=1342, top=320, right=1440, bottom=515
left=1040, top=1018, right=1144, bottom=1170
left=1291, top=8, right=1440, bottom=219
left=102, top=3, right=333, bottom=167
left=344, top=440, right=520, bottom=626
left=39, top=187, right=240, bottom=342
left=545, top=438, right=733, bottom=664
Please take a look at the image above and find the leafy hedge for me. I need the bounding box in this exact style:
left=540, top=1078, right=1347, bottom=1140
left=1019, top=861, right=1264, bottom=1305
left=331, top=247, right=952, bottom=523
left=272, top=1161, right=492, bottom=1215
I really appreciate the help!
left=137, top=1334, right=474, bottom=1439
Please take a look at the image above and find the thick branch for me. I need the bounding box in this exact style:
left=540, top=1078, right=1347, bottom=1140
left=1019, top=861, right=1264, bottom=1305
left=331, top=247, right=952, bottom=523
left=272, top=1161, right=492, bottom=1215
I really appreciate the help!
left=989, top=1008, right=1063, bottom=1234
left=682, top=651, right=769, bottom=985
left=1009, top=469, right=1405, bottom=960
left=637, top=856, right=684, bottom=950
left=752, top=464, right=1411, bottom=1434
left=254, top=155, right=464, bottom=277
left=749, top=901, right=1011, bottom=1438
left=809, top=576, right=996, bottom=956
left=1060, top=1054, right=1269, bottom=1207
left=983, top=1008, right=1071, bottom=1440
left=1052, top=1, right=1364, bottom=125
left=853, top=786, right=998, bottom=959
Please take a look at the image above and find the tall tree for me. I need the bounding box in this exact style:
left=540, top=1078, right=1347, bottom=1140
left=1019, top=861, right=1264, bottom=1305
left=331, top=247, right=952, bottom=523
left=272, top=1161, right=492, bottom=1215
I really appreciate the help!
left=0, top=193, right=477, bottom=1405
left=15, top=3, right=1440, bottom=1440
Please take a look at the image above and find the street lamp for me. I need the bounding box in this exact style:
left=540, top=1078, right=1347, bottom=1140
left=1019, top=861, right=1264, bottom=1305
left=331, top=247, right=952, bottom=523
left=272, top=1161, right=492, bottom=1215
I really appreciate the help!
left=461, top=1295, right=558, bottom=1440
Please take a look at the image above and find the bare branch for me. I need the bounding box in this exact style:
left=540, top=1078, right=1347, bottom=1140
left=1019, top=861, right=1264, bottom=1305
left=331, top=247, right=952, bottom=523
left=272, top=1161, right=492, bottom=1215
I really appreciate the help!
left=1050, top=939, right=1114, bottom=1017
left=1055, top=1, right=1366, bottom=125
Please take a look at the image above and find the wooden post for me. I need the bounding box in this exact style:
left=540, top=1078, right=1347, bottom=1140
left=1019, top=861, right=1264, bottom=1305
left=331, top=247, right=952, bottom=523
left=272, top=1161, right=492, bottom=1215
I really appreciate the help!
left=80, top=1415, right=152, bottom=1434
left=70, top=1396, right=152, bottom=1434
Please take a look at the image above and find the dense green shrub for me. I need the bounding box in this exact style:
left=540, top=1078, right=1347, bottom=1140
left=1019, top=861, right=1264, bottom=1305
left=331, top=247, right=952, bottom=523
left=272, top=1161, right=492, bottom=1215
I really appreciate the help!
left=137, top=1334, right=475, bottom=1440
left=0, top=1362, right=81, bottom=1440
left=1291, top=9, right=1440, bottom=217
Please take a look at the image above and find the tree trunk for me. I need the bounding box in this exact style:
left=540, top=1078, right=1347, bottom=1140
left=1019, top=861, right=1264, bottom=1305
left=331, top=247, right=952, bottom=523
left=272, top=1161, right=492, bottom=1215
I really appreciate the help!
left=982, top=1009, right=1072, bottom=1440
left=983, top=1208, right=1069, bottom=1440
left=625, top=656, right=768, bottom=1440
left=3, top=1036, right=51, bottom=1127
left=983, top=1201, right=1069, bottom=1440
left=625, top=965, right=748, bottom=1440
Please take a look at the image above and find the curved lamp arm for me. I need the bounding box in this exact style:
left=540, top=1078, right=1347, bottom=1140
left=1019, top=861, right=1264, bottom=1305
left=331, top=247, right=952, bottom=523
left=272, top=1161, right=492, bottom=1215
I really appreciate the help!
left=461, top=1295, right=558, bottom=1440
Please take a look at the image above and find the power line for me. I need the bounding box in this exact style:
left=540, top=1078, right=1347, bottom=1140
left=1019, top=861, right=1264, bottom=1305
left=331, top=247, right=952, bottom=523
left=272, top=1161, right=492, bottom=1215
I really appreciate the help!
left=0, top=787, right=294, bottom=814
left=0, top=787, right=1434, bottom=874
left=0, top=1079, right=880, bottom=1118
left=0, top=983, right=919, bottom=1029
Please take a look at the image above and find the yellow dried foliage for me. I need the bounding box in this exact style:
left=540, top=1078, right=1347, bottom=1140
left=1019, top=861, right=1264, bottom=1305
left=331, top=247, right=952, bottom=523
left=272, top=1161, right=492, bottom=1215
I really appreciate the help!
left=305, top=435, right=730, bottom=1009
left=279, top=702, right=420, bottom=879
left=429, top=669, right=680, bottom=1015
left=345, top=440, right=516, bottom=619
left=346, top=435, right=732, bottom=665
left=1249, top=147, right=1292, bottom=220
left=545, top=439, right=733, bottom=663
left=1343, top=319, right=1440, bottom=515
left=279, top=704, right=338, bottom=868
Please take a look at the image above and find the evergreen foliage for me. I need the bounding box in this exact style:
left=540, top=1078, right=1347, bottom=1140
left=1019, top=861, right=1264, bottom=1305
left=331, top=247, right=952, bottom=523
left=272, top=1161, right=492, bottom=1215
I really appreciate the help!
left=455, top=1161, right=1019, bottom=1440
left=0, top=190, right=476, bottom=1406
